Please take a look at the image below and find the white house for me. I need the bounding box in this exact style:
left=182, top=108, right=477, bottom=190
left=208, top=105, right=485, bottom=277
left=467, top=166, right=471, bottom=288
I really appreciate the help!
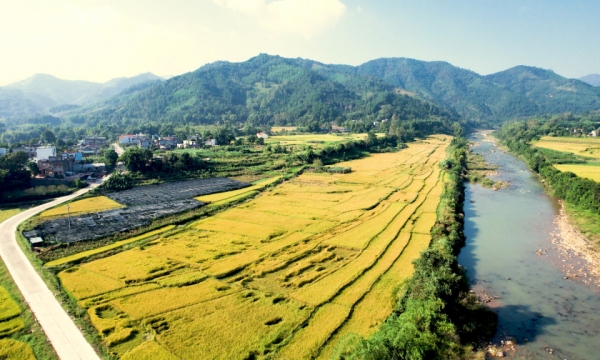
left=257, top=132, right=269, bottom=139
left=204, top=139, right=217, bottom=146
left=0, top=148, right=6, bottom=157
left=36, top=146, right=56, bottom=161
left=119, top=133, right=146, bottom=144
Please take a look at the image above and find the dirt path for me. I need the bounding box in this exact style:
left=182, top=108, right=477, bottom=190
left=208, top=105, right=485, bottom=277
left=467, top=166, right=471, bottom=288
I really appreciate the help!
left=0, top=188, right=101, bottom=360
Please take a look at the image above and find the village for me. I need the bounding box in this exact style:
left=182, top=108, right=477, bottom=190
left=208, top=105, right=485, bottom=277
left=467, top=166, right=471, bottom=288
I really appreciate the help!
left=0, top=131, right=273, bottom=183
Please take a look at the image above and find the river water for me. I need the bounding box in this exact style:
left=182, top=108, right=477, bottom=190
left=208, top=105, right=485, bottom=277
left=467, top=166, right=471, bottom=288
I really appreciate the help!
left=459, top=133, right=600, bottom=359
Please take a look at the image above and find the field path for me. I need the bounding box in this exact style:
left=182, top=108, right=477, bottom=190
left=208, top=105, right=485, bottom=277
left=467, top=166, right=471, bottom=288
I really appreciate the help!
left=0, top=187, right=102, bottom=360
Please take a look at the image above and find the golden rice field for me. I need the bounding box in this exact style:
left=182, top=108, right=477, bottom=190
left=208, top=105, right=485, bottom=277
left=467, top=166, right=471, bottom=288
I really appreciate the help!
left=56, top=135, right=451, bottom=359
left=554, top=164, right=600, bottom=182
left=40, top=196, right=123, bottom=218
left=271, top=126, right=298, bottom=133
left=533, top=136, right=600, bottom=159
left=0, top=339, right=36, bottom=360
left=265, top=133, right=378, bottom=147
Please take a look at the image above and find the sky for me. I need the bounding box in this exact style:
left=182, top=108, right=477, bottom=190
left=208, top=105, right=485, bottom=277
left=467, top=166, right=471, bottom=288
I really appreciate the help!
left=1, top=0, right=599, bottom=85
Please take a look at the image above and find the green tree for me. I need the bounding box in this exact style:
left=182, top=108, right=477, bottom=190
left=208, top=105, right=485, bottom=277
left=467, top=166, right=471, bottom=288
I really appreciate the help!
left=28, top=161, right=40, bottom=176
left=120, top=148, right=152, bottom=173
left=40, top=130, right=56, bottom=144
left=103, top=149, right=119, bottom=170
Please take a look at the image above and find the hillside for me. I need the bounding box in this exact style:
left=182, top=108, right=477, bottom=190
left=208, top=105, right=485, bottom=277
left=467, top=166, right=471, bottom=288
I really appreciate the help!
left=580, top=74, right=600, bottom=87
left=61, top=54, right=456, bottom=131
left=485, top=66, right=600, bottom=115
left=0, top=73, right=163, bottom=118
left=354, top=58, right=600, bottom=124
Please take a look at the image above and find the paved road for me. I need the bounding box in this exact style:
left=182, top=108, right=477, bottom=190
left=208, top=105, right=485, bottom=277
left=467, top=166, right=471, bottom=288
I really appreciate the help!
left=0, top=187, right=101, bottom=360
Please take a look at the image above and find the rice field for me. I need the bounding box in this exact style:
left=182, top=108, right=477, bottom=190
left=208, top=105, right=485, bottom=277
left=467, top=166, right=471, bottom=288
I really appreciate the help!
left=265, top=133, right=372, bottom=147
left=56, top=135, right=451, bottom=358
left=554, top=164, right=600, bottom=182
left=533, top=136, right=600, bottom=159
left=40, top=196, right=123, bottom=218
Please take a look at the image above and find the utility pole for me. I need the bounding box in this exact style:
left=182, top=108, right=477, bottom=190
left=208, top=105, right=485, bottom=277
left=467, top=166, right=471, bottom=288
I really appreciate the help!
left=67, top=203, right=71, bottom=229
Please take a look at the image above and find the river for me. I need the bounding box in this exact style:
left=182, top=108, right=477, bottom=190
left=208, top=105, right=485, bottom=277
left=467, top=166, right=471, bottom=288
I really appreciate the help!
left=459, top=133, right=600, bottom=359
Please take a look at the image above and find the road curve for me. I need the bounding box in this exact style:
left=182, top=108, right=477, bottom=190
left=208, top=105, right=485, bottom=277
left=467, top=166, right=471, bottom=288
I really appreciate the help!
left=0, top=188, right=101, bottom=360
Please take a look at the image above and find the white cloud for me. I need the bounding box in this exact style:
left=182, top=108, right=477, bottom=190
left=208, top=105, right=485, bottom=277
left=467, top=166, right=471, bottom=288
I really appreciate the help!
left=213, top=0, right=346, bottom=38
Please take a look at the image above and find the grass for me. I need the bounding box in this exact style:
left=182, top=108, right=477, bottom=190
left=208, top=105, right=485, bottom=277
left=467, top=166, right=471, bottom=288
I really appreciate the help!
left=51, top=135, right=452, bottom=358
left=564, top=203, right=600, bottom=248
left=39, top=196, right=123, bottom=218
left=0, top=209, right=22, bottom=224
left=554, top=164, right=600, bottom=182
left=44, top=225, right=175, bottom=267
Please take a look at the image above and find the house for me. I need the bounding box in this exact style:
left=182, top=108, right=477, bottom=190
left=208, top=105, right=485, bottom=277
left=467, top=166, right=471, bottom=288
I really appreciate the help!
left=119, top=133, right=147, bottom=144
left=79, top=145, right=96, bottom=156
left=257, top=132, right=269, bottom=139
left=36, top=146, right=56, bottom=161
left=158, top=136, right=181, bottom=148
left=331, top=125, right=349, bottom=133
left=79, top=136, right=107, bottom=151
left=591, top=130, right=598, bottom=137
left=12, top=147, right=37, bottom=159
left=38, top=156, right=75, bottom=177
left=204, top=139, right=217, bottom=146
left=137, top=137, right=152, bottom=149
left=0, top=148, right=6, bottom=157
left=183, top=140, right=199, bottom=148
left=62, top=152, right=83, bottom=161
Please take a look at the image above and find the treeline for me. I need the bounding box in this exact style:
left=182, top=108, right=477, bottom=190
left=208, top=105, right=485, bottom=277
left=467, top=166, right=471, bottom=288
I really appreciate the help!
left=497, top=119, right=600, bottom=214
left=338, top=131, right=496, bottom=359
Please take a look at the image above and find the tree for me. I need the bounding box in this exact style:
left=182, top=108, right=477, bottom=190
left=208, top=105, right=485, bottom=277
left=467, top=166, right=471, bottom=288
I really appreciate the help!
left=120, top=148, right=152, bottom=173
left=104, top=149, right=119, bottom=170
left=28, top=161, right=40, bottom=176
left=40, top=130, right=56, bottom=144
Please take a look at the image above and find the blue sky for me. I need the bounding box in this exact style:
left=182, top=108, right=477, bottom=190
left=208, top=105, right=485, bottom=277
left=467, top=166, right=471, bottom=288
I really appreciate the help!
left=1, top=0, right=598, bottom=84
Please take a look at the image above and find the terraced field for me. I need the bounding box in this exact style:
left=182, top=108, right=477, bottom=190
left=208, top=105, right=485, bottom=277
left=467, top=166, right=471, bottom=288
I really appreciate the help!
left=56, top=135, right=451, bottom=359
left=0, top=279, right=36, bottom=359
left=533, top=136, right=600, bottom=159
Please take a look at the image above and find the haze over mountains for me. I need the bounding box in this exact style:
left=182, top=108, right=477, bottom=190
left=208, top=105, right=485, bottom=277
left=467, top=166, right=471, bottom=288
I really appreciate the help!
left=0, top=73, right=163, bottom=118
left=580, top=74, right=600, bottom=87
left=2, top=54, right=600, bottom=129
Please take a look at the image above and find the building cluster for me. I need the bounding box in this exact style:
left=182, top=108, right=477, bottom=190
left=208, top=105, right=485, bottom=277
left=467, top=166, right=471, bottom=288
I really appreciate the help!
left=119, top=133, right=219, bottom=150
left=1, top=138, right=107, bottom=179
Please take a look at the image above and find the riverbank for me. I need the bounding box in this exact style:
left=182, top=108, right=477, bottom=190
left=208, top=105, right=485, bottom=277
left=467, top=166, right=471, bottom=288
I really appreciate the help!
left=461, top=133, right=600, bottom=359
left=551, top=201, right=600, bottom=289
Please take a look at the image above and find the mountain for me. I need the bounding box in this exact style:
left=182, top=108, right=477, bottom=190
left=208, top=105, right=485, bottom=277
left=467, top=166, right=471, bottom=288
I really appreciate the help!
left=580, top=74, right=600, bottom=87
left=0, top=73, right=163, bottom=118
left=352, top=58, right=537, bottom=123
left=353, top=59, right=600, bottom=123
left=485, top=66, right=600, bottom=115
left=63, top=54, right=455, bottom=132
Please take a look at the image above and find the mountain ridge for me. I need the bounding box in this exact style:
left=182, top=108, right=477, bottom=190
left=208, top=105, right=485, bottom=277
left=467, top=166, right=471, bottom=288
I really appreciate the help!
left=580, top=74, right=600, bottom=87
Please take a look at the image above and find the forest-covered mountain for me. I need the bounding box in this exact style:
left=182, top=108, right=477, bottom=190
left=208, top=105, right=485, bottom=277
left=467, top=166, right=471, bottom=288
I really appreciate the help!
left=4, top=55, right=600, bottom=134
left=0, top=73, right=163, bottom=117
left=353, top=58, right=600, bottom=123
left=579, top=74, right=600, bottom=87
left=54, top=54, right=456, bottom=131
